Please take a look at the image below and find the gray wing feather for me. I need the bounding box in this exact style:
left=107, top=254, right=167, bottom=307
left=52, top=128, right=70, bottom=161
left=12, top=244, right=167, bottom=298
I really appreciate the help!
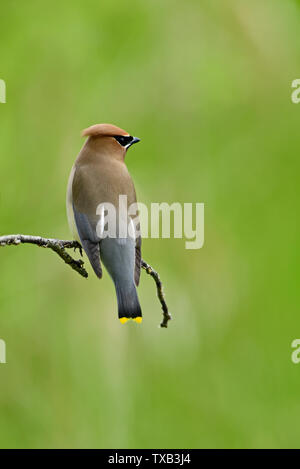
left=73, top=205, right=102, bottom=278
left=135, top=235, right=141, bottom=286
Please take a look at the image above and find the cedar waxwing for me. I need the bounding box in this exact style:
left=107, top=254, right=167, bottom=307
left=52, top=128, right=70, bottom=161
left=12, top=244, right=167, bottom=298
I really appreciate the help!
left=67, top=124, right=142, bottom=324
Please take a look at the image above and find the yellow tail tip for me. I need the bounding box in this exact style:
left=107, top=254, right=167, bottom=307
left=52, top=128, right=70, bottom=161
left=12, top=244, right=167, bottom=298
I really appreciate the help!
left=119, top=317, right=143, bottom=324
left=119, top=317, right=130, bottom=324
left=133, top=317, right=143, bottom=324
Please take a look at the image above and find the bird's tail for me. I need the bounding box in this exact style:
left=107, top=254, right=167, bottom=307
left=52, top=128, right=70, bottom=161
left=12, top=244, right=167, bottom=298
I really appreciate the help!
left=115, top=281, right=142, bottom=324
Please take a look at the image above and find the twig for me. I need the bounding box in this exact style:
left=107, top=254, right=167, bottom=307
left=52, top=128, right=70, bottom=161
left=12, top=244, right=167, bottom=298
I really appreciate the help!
left=141, top=260, right=172, bottom=328
left=0, top=234, right=87, bottom=278
left=0, top=234, right=171, bottom=328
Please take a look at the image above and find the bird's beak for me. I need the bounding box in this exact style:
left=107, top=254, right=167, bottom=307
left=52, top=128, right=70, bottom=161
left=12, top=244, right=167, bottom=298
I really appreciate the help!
left=131, top=137, right=141, bottom=145
left=125, top=136, right=140, bottom=151
left=129, top=137, right=140, bottom=147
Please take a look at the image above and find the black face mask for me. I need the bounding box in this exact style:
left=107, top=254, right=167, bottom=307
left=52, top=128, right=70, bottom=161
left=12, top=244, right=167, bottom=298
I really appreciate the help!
left=114, top=135, right=134, bottom=147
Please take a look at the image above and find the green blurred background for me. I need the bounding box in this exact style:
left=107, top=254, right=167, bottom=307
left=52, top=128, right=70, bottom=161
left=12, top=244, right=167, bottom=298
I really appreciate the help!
left=0, top=0, right=299, bottom=449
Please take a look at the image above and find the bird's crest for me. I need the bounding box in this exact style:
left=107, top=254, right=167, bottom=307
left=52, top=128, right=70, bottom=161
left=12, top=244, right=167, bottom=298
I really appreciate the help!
left=81, top=124, right=130, bottom=138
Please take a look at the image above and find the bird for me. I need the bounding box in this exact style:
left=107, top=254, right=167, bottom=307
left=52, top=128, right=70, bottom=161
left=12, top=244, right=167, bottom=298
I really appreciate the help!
left=67, top=123, right=142, bottom=324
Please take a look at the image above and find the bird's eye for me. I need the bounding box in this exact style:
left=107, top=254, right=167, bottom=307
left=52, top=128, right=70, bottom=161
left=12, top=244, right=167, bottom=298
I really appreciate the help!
left=114, top=135, right=133, bottom=147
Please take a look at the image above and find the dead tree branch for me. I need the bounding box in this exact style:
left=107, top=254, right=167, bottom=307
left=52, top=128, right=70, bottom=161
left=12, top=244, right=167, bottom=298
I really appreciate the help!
left=0, top=234, right=87, bottom=277
left=0, top=234, right=171, bottom=328
left=141, top=260, right=172, bottom=328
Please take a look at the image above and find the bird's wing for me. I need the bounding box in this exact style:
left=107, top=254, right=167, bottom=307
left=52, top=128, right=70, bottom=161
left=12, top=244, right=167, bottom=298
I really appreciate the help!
left=128, top=214, right=142, bottom=286
left=73, top=207, right=102, bottom=278
left=71, top=166, right=103, bottom=279
left=135, top=235, right=142, bottom=286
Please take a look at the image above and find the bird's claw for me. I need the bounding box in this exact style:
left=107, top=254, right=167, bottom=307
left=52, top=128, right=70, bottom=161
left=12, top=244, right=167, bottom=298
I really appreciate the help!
left=73, top=243, right=83, bottom=257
